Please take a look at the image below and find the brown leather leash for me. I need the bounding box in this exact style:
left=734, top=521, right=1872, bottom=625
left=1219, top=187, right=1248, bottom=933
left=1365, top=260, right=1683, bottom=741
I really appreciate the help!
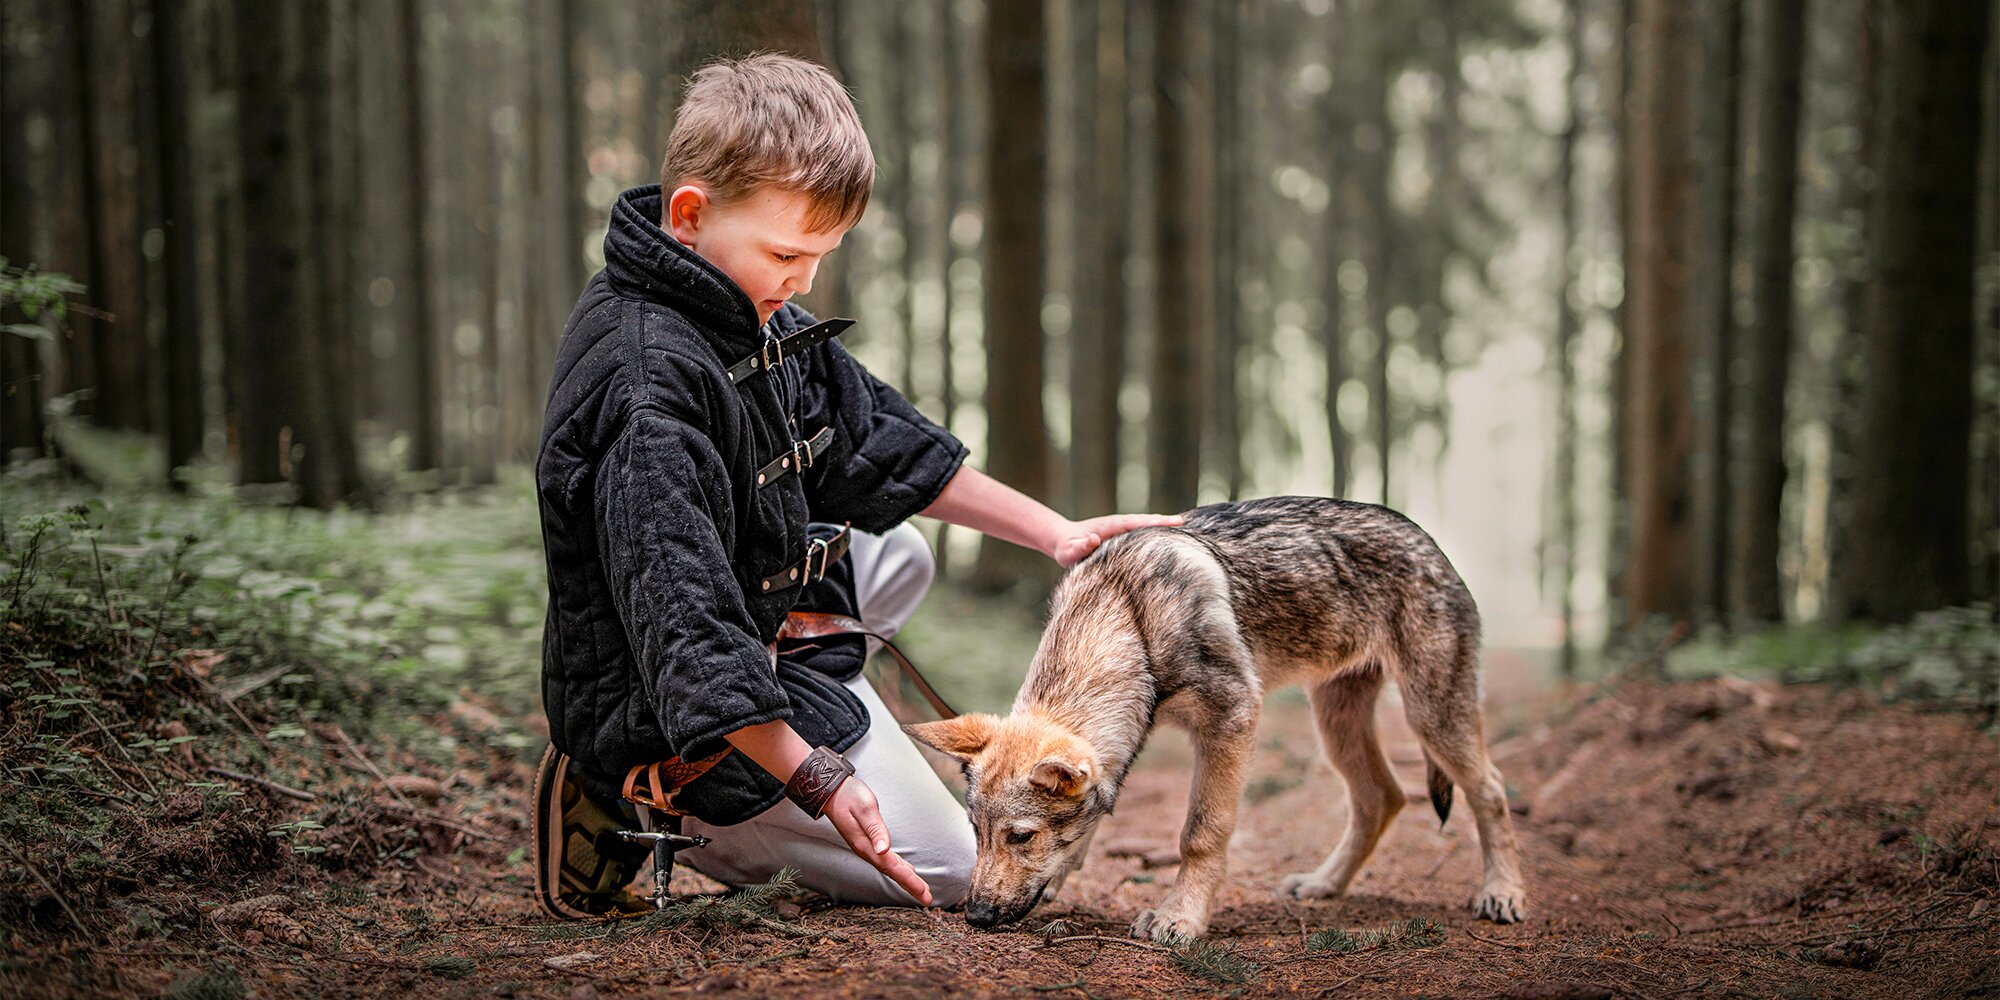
left=777, top=610, right=958, bottom=720
left=622, top=610, right=956, bottom=815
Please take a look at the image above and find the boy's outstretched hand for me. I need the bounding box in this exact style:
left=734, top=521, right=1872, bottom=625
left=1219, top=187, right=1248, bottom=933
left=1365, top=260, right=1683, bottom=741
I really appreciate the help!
left=824, top=777, right=933, bottom=906
left=920, top=466, right=1184, bottom=569
left=1051, top=513, right=1187, bottom=568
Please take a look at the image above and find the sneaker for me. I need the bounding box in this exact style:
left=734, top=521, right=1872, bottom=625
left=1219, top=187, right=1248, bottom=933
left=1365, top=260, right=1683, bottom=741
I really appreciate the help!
left=532, top=745, right=654, bottom=919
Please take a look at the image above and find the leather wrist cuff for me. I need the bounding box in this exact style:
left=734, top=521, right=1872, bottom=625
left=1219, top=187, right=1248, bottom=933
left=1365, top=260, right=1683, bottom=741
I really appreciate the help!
left=783, top=746, right=855, bottom=820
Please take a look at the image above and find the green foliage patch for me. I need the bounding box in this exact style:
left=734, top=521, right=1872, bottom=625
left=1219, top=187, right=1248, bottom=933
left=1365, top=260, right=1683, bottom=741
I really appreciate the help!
left=1666, top=605, right=2000, bottom=721
left=1306, top=917, right=1448, bottom=954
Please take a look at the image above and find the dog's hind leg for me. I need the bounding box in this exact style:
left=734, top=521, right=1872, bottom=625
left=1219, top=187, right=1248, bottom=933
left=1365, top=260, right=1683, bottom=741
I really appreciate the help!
left=1278, top=665, right=1404, bottom=900
left=1396, top=630, right=1528, bottom=923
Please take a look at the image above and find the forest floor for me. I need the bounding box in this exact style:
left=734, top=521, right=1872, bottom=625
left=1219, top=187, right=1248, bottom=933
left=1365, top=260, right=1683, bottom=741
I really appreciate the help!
left=2, top=470, right=1996, bottom=998
left=3, top=664, right=1997, bottom=999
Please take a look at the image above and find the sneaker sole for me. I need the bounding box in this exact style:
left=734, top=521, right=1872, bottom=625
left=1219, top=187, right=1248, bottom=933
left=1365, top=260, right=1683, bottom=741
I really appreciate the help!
left=533, top=745, right=597, bottom=921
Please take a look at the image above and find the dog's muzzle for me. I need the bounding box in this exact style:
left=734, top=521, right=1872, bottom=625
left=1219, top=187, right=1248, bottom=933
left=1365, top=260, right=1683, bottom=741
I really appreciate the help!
left=965, top=900, right=1001, bottom=929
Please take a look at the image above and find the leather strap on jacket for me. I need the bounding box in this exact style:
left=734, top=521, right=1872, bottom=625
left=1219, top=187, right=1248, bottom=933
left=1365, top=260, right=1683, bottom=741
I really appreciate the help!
left=756, top=524, right=851, bottom=594
left=621, top=746, right=735, bottom=816
left=778, top=610, right=959, bottom=720
left=727, top=318, right=855, bottom=384
left=755, top=425, right=835, bottom=487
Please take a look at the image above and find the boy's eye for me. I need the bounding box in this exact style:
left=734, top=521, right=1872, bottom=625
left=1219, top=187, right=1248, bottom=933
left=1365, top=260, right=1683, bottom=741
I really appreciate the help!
left=1006, top=829, right=1035, bottom=846
left=773, top=253, right=798, bottom=263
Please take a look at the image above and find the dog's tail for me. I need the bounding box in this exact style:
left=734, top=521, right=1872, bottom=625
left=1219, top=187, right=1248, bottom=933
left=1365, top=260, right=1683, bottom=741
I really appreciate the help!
left=1423, top=751, right=1453, bottom=826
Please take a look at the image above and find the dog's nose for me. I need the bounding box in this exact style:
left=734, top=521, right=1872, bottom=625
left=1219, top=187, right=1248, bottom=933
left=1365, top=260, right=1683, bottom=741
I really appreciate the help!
left=965, top=900, right=1000, bottom=929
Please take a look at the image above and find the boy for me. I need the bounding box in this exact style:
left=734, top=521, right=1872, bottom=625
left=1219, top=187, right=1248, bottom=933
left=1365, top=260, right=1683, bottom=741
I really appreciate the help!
left=533, top=53, right=1175, bottom=917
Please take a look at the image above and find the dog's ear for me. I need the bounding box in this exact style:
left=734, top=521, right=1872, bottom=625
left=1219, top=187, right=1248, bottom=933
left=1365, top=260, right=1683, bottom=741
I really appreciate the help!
left=903, top=714, right=999, bottom=762
left=1029, top=757, right=1092, bottom=798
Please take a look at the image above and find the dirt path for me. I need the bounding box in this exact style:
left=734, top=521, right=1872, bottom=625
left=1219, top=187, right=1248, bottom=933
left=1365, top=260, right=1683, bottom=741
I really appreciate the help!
left=13, top=680, right=1999, bottom=999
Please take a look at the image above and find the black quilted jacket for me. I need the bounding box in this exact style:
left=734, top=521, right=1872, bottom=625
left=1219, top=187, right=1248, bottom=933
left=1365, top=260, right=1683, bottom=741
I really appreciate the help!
left=536, top=186, right=967, bottom=824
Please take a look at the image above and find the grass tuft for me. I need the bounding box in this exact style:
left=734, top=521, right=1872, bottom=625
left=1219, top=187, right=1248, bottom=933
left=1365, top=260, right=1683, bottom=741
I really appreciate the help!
left=424, top=955, right=477, bottom=979
left=1171, top=937, right=1260, bottom=984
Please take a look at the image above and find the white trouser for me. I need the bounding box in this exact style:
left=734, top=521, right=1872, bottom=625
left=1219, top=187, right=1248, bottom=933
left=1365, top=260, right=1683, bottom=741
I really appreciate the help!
left=681, top=523, right=975, bottom=908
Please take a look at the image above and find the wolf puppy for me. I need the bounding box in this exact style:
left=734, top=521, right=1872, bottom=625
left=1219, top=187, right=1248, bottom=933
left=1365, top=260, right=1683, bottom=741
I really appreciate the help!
left=907, top=496, right=1527, bottom=941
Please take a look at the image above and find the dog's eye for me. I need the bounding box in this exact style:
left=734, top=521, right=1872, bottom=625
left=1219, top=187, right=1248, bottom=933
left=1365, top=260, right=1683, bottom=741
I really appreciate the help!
left=1006, top=829, right=1036, bottom=846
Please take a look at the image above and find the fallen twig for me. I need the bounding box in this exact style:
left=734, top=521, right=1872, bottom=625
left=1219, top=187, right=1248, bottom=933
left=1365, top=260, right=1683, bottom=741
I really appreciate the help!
left=376, top=802, right=496, bottom=840
left=330, top=725, right=416, bottom=810
left=205, top=766, right=317, bottom=802
left=1463, top=927, right=1531, bottom=950
left=1025, top=977, right=1102, bottom=999
left=0, top=840, right=98, bottom=945
left=1683, top=900, right=1910, bottom=935
left=1041, top=934, right=1172, bottom=954
left=1792, top=921, right=1991, bottom=948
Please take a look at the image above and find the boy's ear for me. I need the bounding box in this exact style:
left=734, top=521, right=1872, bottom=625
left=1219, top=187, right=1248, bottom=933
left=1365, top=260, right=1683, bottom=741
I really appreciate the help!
left=903, top=714, right=999, bottom=762
left=664, top=184, right=711, bottom=245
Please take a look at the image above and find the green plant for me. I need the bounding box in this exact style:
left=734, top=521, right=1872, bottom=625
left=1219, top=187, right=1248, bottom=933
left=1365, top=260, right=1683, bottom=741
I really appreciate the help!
left=1171, top=937, right=1260, bottom=984
left=0, top=257, right=84, bottom=342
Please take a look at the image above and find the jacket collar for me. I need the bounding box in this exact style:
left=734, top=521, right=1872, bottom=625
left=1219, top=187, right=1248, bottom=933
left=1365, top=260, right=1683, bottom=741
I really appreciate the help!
left=602, top=185, right=767, bottom=357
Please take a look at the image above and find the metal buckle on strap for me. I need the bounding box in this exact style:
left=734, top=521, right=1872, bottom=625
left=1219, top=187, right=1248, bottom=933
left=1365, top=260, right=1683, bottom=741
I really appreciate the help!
left=755, top=425, right=834, bottom=488
left=727, top=318, right=855, bottom=384
left=755, top=524, right=851, bottom=593
left=805, top=535, right=831, bottom=585
left=761, top=334, right=784, bottom=375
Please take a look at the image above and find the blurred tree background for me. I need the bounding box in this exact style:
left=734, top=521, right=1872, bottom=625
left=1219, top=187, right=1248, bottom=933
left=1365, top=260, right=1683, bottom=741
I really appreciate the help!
left=2, top=0, right=1997, bottom=681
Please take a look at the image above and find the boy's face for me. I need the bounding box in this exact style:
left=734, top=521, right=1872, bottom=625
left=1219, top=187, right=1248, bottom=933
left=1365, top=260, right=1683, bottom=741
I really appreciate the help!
left=664, top=183, right=848, bottom=326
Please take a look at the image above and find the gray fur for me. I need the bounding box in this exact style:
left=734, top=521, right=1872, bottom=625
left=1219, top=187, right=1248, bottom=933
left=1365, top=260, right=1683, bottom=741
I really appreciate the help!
left=912, top=495, right=1529, bottom=940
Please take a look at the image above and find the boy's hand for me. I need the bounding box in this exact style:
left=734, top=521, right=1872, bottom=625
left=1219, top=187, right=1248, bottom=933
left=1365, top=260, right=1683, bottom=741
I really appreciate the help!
left=824, top=777, right=933, bottom=906
left=1052, top=513, right=1186, bottom=568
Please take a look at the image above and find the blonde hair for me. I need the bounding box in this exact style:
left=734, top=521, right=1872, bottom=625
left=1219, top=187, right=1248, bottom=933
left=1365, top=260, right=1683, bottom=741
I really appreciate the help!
left=661, top=53, right=874, bottom=233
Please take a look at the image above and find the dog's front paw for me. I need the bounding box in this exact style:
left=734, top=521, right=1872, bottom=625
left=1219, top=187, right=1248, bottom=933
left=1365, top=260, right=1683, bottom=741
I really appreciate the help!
left=1277, top=871, right=1340, bottom=899
left=1131, top=907, right=1206, bottom=944
left=1474, top=883, right=1527, bottom=924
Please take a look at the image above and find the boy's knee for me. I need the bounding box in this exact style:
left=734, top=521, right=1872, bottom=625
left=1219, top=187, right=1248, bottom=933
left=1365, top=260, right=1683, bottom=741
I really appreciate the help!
left=857, top=523, right=936, bottom=636
left=882, top=522, right=935, bottom=593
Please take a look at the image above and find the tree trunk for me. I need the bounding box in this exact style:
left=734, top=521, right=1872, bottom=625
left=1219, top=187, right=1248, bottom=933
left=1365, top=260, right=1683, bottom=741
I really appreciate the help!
left=975, top=0, right=1053, bottom=589
left=149, top=0, right=204, bottom=482
left=1210, top=0, right=1240, bottom=500
left=232, top=1, right=297, bottom=487
left=1148, top=0, right=1210, bottom=514
left=664, top=2, right=826, bottom=87
left=1690, top=0, right=1744, bottom=623
left=1605, top=0, right=1637, bottom=623
left=1837, top=0, right=1991, bottom=621
left=1730, top=0, right=1807, bottom=623
left=1822, top=0, right=1878, bottom=618
left=1555, top=0, right=1586, bottom=678
left=1321, top=2, right=1352, bottom=499
left=80, top=0, right=154, bottom=434
left=400, top=0, right=443, bottom=473
left=0, top=0, right=49, bottom=460
left=526, top=0, right=574, bottom=461
left=293, top=0, right=365, bottom=507
left=1622, top=0, right=1703, bottom=627
left=1362, top=25, right=1395, bottom=507
left=1068, top=0, right=1126, bottom=519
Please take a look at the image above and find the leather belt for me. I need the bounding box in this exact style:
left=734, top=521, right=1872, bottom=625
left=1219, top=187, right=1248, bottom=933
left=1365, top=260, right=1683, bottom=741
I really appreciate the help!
left=727, top=318, right=855, bottom=384
left=756, top=524, right=851, bottom=593
left=755, top=425, right=835, bottom=487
